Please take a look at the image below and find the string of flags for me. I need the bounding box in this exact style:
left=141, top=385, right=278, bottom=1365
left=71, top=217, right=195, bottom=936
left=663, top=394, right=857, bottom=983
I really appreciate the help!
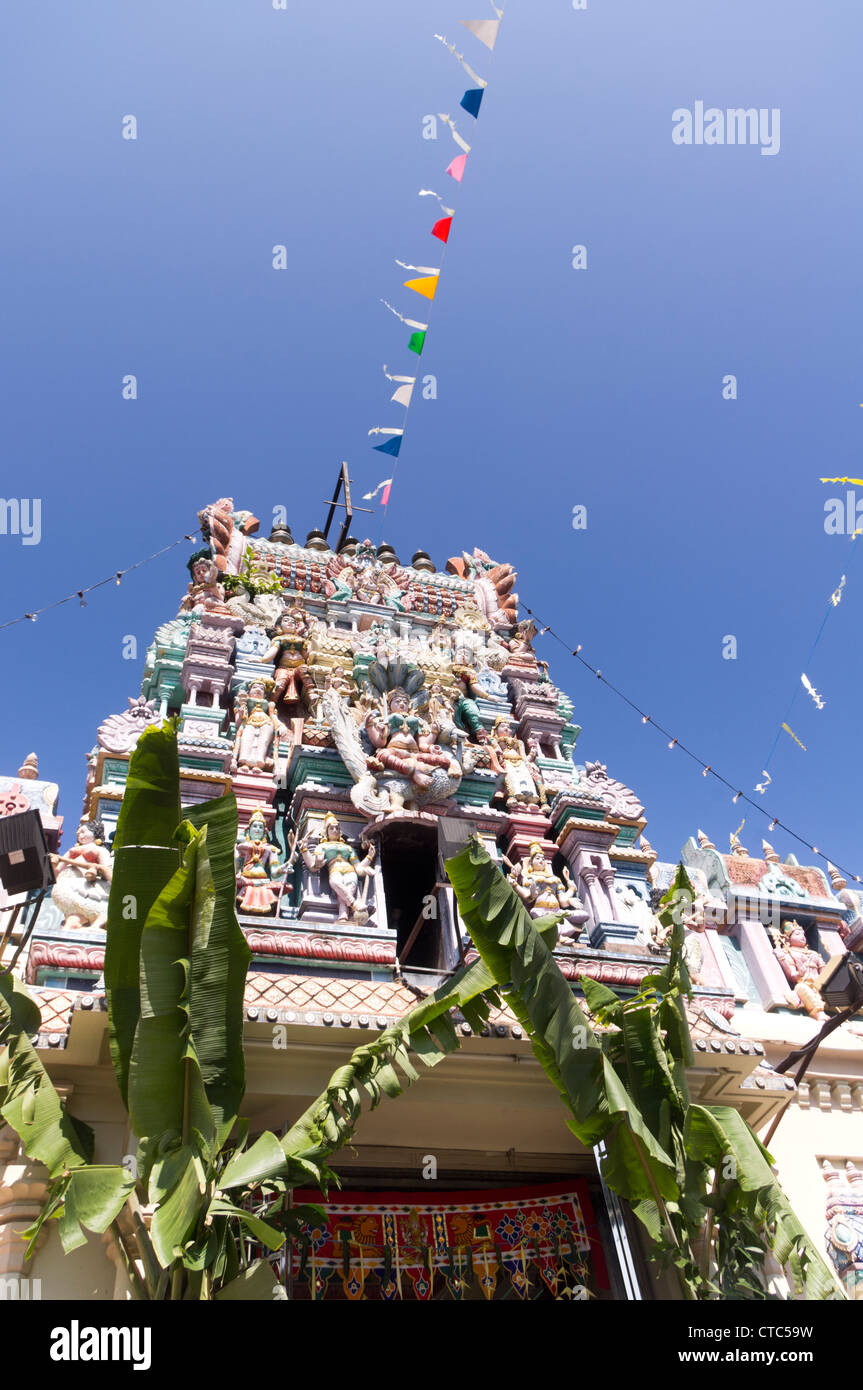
left=0, top=530, right=202, bottom=633
left=364, top=2, right=506, bottom=515
left=751, top=479, right=862, bottom=797
left=520, top=600, right=863, bottom=887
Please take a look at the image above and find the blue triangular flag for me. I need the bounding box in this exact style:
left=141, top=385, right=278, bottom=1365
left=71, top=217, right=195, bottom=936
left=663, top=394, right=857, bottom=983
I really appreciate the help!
left=373, top=436, right=403, bottom=458
left=460, top=88, right=484, bottom=119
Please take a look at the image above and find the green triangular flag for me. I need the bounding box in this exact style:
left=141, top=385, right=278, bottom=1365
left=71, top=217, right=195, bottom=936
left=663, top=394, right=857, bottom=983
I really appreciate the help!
left=408, top=330, right=426, bottom=356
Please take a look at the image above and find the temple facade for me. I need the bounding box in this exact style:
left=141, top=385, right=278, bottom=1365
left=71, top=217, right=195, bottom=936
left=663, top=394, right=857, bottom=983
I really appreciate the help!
left=1, top=496, right=862, bottom=1300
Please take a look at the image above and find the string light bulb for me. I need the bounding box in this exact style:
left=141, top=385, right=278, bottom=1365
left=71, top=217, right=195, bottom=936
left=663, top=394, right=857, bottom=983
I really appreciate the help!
left=115, top=572, right=123, bottom=586
left=642, top=715, right=650, bottom=724
left=702, top=766, right=711, bottom=776
left=769, top=819, right=778, bottom=831
left=732, top=792, right=741, bottom=804
left=667, top=738, right=677, bottom=749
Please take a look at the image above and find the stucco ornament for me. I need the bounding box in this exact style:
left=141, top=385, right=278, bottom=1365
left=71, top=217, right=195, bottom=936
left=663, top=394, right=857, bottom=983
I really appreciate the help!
left=97, top=697, right=161, bottom=755
left=50, top=819, right=113, bottom=931
left=582, top=762, right=644, bottom=821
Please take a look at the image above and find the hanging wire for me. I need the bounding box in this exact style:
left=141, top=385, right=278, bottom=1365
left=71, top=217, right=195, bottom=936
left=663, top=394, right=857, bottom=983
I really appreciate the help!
left=0, top=530, right=201, bottom=632
left=522, top=601, right=863, bottom=886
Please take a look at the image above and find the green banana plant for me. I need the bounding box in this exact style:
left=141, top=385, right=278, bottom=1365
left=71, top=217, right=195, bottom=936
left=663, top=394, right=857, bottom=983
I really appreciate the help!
left=0, top=724, right=843, bottom=1300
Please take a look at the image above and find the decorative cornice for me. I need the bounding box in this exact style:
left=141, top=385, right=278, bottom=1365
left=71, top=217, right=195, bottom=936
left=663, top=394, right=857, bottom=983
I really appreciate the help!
left=244, top=931, right=397, bottom=966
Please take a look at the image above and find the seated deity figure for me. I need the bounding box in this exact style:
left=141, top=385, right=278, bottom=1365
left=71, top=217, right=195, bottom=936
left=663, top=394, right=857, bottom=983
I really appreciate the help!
left=180, top=552, right=230, bottom=616
left=506, top=843, right=588, bottom=940
left=263, top=606, right=312, bottom=713
left=50, top=819, right=113, bottom=931
left=426, top=681, right=461, bottom=748
left=232, top=680, right=281, bottom=773
left=235, top=809, right=286, bottom=915
left=365, top=687, right=461, bottom=795
left=300, top=812, right=376, bottom=923
left=488, top=716, right=544, bottom=810
left=772, top=920, right=829, bottom=1021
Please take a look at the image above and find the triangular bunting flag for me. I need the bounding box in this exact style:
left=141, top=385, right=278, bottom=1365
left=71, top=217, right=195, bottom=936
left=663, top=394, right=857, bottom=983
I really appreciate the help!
left=408, top=330, right=426, bottom=355
left=391, top=382, right=414, bottom=407
left=431, top=216, right=452, bottom=243
left=447, top=153, right=468, bottom=182
left=373, top=436, right=403, bottom=458
left=460, top=88, right=483, bottom=118
left=363, top=478, right=393, bottom=504
left=403, top=276, right=439, bottom=301
left=460, top=19, right=499, bottom=50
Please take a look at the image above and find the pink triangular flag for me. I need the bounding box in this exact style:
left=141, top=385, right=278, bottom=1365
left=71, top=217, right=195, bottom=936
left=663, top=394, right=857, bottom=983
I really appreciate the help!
left=460, top=19, right=499, bottom=51
left=446, top=152, right=468, bottom=182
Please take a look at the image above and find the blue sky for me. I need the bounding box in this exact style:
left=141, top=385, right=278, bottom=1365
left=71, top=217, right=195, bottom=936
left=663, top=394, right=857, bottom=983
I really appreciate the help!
left=2, top=0, right=863, bottom=879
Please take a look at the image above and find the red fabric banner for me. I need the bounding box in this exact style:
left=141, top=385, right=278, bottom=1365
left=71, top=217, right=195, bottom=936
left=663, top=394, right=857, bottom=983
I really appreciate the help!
left=285, top=1179, right=609, bottom=1301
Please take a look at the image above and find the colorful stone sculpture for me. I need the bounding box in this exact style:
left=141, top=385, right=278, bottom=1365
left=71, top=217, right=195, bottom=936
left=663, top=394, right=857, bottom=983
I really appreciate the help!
left=771, top=920, right=829, bottom=1020
left=235, top=809, right=286, bottom=915
left=489, top=716, right=544, bottom=810
left=232, top=680, right=281, bottom=773
left=263, top=606, right=313, bottom=713
left=50, top=819, right=113, bottom=932
left=506, top=843, right=587, bottom=940
left=301, top=813, right=376, bottom=924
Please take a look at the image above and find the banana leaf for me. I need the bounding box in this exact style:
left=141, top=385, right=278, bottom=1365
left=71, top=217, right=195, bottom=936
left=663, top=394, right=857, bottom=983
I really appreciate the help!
left=105, top=722, right=182, bottom=1107
left=444, top=837, right=611, bottom=1146
left=184, top=791, right=251, bottom=1145
left=54, top=1166, right=137, bottom=1255
left=685, top=1103, right=841, bottom=1300
left=0, top=974, right=93, bottom=1177
left=215, top=1260, right=281, bottom=1301
left=128, top=826, right=216, bottom=1171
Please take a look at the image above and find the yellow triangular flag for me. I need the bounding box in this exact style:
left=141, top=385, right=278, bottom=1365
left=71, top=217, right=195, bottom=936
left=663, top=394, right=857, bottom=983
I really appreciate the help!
left=403, top=276, right=439, bottom=301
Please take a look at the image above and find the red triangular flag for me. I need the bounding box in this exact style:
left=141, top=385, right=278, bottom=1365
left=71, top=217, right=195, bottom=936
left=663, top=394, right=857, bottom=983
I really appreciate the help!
left=431, top=216, right=452, bottom=244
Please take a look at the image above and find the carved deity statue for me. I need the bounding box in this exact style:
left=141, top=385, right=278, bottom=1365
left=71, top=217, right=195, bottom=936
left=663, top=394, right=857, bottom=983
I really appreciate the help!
left=506, top=843, right=587, bottom=941
left=772, top=920, right=828, bottom=1020
left=322, top=658, right=472, bottom=817
left=233, top=680, right=281, bottom=773
left=488, top=715, right=544, bottom=810
left=263, top=606, right=312, bottom=711
left=50, top=819, right=113, bottom=931
left=450, top=664, right=490, bottom=744
left=235, top=809, right=286, bottom=915
left=180, top=552, right=230, bottom=616
left=365, top=688, right=461, bottom=803
left=301, top=812, right=376, bottom=924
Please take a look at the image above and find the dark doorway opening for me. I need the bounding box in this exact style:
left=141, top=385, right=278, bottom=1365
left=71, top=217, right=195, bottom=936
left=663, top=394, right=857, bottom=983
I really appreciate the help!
left=379, top=821, right=441, bottom=968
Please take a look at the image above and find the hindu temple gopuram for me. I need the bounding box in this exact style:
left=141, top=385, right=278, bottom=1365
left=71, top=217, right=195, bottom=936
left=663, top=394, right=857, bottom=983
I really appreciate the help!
left=2, top=496, right=862, bottom=1300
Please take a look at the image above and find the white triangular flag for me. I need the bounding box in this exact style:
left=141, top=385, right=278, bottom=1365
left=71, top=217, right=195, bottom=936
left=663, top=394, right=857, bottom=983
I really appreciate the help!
left=396, top=260, right=441, bottom=275
left=391, top=382, right=414, bottom=407
left=461, top=18, right=500, bottom=50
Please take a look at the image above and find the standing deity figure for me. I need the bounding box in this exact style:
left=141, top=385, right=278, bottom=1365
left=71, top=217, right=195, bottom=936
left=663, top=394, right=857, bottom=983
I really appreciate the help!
left=506, top=843, right=587, bottom=940
left=365, top=688, right=461, bottom=798
left=50, top=819, right=113, bottom=931
left=450, top=665, right=489, bottom=743
left=233, top=680, right=281, bottom=773
left=488, top=716, right=543, bottom=810
left=180, top=552, right=230, bottom=616
left=300, top=812, right=376, bottom=923
left=263, top=606, right=312, bottom=711
left=772, top=920, right=829, bottom=1020
left=235, top=809, right=286, bottom=915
